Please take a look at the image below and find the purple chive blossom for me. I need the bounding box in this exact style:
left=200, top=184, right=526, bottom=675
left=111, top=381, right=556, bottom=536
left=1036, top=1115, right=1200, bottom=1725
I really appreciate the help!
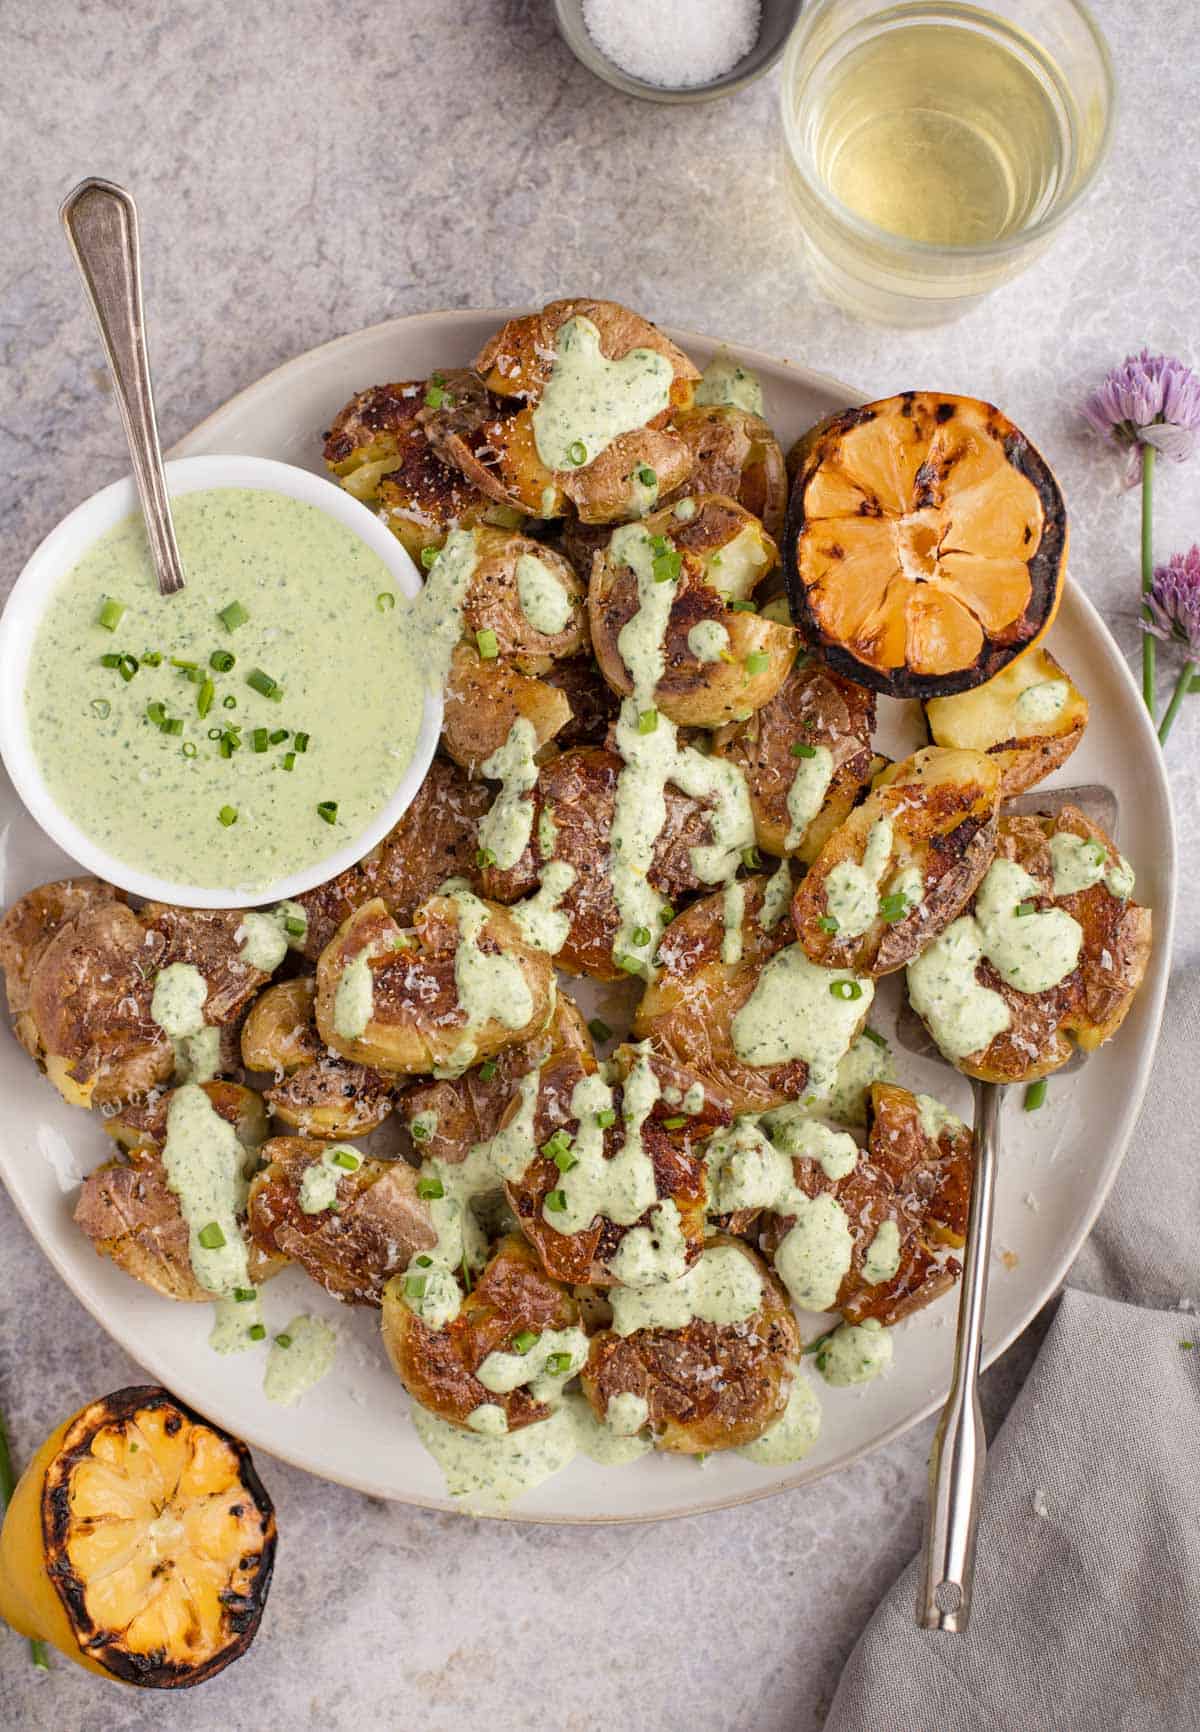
left=1145, top=546, right=1200, bottom=659
left=1082, top=350, right=1200, bottom=482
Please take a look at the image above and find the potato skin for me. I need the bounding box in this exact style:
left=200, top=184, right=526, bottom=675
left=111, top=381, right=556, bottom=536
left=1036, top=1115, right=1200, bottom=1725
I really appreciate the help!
left=240, top=978, right=321, bottom=1074
left=581, top=1238, right=800, bottom=1453
left=759, top=1083, right=972, bottom=1326
left=503, top=1047, right=726, bottom=1287
left=459, top=526, right=589, bottom=674
left=247, top=1139, right=435, bottom=1305
left=75, top=1159, right=213, bottom=1302
left=295, top=756, right=489, bottom=960
left=0, top=877, right=121, bottom=1021
left=939, top=806, right=1152, bottom=1084
left=632, top=875, right=815, bottom=1114
left=315, top=895, right=555, bottom=1076
left=480, top=747, right=714, bottom=981
left=661, top=404, right=788, bottom=541
left=588, top=495, right=796, bottom=729
left=239, top=976, right=395, bottom=1138
left=711, top=658, right=876, bottom=861
left=382, top=1234, right=580, bottom=1431
left=441, top=641, right=572, bottom=775
left=924, top=644, right=1088, bottom=797
left=792, top=746, right=1001, bottom=977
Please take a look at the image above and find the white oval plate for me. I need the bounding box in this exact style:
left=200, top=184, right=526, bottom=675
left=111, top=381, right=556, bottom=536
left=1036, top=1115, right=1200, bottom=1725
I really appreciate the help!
left=0, top=312, right=1175, bottom=1522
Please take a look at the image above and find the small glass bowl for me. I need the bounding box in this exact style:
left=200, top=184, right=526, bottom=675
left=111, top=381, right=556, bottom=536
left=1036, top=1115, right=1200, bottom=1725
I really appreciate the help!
left=552, top=0, right=804, bottom=103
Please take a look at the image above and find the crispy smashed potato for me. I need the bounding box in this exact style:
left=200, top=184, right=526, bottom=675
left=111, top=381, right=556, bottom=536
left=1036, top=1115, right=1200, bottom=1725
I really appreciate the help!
left=425, top=299, right=699, bottom=523
left=460, top=527, right=589, bottom=673
left=75, top=1159, right=214, bottom=1303
left=661, top=405, right=788, bottom=540
left=141, top=903, right=276, bottom=1025
left=924, top=644, right=1088, bottom=797
left=909, top=806, right=1152, bottom=1083
left=104, top=1081, right=268, bottom=1160
left=315, top=894, right=555, bottom=1076
left=0, top=877, right=121, bottom=1028
left=246, top=1138, right=435, bottom=1304
left=382, top=1234, right=581, bottom=1430
left=712, top=658, right=877, bottom=861
left=581, top=1237, right=800, bottom=1453
left=481, top=747, right=715, bottom=980
left=759, top=1084, right=972, bottom=1325
left=441, top=641, right=572, bottom=774
left=240, top=977, right=395, bottom=1138
left=296, top=756, right=489, bottom=959
left=792, top=746, right=1001, bottom=977
left=542, top=654, right=621, bottom=750
left=589, top=496, right=795, bottom=728
left=503, top=1045, right=726, bottom=1287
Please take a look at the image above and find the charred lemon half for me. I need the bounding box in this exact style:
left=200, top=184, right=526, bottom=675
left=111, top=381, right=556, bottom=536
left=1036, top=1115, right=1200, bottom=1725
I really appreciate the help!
left=0, top=1386, right=275, bottom=1687
left=784, top=392, right=1067, bottom=698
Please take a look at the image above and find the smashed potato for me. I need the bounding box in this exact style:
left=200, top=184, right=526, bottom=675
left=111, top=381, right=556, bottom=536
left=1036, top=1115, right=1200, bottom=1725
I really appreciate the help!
left=441, top=641, right=572, bottom=774
left=581, top=1237, right=800, bottom=1453
left=924, top=644, right=1088, bottom=797
left=712, top=658, right=877, bottom=861
left=0, top=877, right=121, bottom=1029
left=105, top=1081, right=268, bottom=1160
left=792, top=746, right=1001, bottom=977
left=75, top=1159, right=214, bottom=1303
left=589, top=496, right=795, bottom=728
left=315, top=894, right=555, bottom=1077
left=246, top=1139, right=435, bottom=1304
left=661, top=404, right=788, bottom=540
left=459, top=527, right=588, bottom=674
left=240, top=977, right=395, bottom=1139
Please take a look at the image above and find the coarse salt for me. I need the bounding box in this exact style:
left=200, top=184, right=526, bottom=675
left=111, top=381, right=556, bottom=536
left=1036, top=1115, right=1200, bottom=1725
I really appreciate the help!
left=581, top=0, right=762, bottom=89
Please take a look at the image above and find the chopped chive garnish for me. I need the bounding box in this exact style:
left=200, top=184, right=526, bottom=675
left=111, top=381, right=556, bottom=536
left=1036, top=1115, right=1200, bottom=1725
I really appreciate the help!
left=863, top=1026, right=889, bottom=1049
left=97, top=596, right=125, bottom=631
left=416, top=1177, right=445, bottom=1200
left=1015, top=901, right=1037, bottom=917
left=478, top=1060, right=498, bottom=1082
left=648, top=535, right=670, bottom=555
left=210, top=649, right=235, bottom=672
left=90, top=698, right=111, bottom=718
left=275, top=1332, right=293, bottom=1349
left=282, top=752, right=296, bottom=771
left=247, top=668, right=283, bottom=701
left=742, top=846, right=762, bottom=869
left=218, top=735, right=235, bottom=758
left=142, top=650, right=162, bottom=666
left=424, top=382, right=453, bottom=409
left=284, top=914, right=306, bottom=936
left=420, top=545, right=439, bottom=570
left=208, top=727, right=223, bottom=740
left=197, top=677, right=215, bottom=718
left=269, top=728, right=288, bottom=744
left=542, top=1129, right=572, bottom=1159
left=223, top=694, right=237, bottom=710
left=476, top=846, right=497, bottom=869
left=566, top=439, right=588, bottom=466
left=818, top=915, right=839, bottom=933
left=791, top=742, right=817, bottom=758
left=316, top=801, right=338, bottom=825
left=637, top=707, right=658, bottom=734
left=662, top=1115, right=686, bottom=1129
left=182, top=741, right=197, bottom=758
left=544, top=1352, right=573, bottom=1377
left=588, top=1018, right=612, bottom=1043
left=248, top=1323, right=266, bottom=1341
left=197, top=1221, right=226, bottom=1249
left=879, top=893, right=909, bottom=923
left=595, top=1108, right=617, bottom=1129
left=637, top=465, right=657, bottom=486
left=162, top=717, right=183, bottom=736
left=545, top=1189, right=567, bottom=1213
left=553, top=1147, right=577, bottom=1174
left=405, top=1274, right=428, bottom=1299
left=376, top=591, right=396, bottom=612
left=745, top=651, right=770, bottom=676
left=631, top=925, right=652, bottom=947
left=1024, top=1080, right=1048, bottom=1111
left=410, top=1118, right=432, bottom=1142
left=475, top=628, right=499, bottom=660
left=829, top=979, right=863, bottom=1001
left=652, top=549, right=681, bottom=583
left=660, top=904, right=675, bottom=923
left=146, top=701, right=167, bottom=729
left=294, top=732, right=309, bottom=753
left=251, top=728, right=270, bottom=753
left=234, top=1287, right=256, bottom=1303
left=114, top=654, right=138, bottom=681
left=100, top=652, right=122, bottom=668
left=728, top=599, right=758, bottom=613
left=331, top=1149, right=360, bottom=1171
left=218, top=805, right=238, bottom=827
left=616, top=954, right=645, bottom=976
left=511, top=1330, right=538, bottom=1354
left=415, top=1254, right=433, bottom=1268
left=170, top=657, right=199, bottom=672
left=219, top=601, right=248, bottom=631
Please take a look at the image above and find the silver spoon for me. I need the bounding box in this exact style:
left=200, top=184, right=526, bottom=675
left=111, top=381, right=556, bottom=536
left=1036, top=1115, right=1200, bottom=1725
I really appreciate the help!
left=59, top=178, right=185, bottom=596
left=907, top=782, right=1117, bottom=1631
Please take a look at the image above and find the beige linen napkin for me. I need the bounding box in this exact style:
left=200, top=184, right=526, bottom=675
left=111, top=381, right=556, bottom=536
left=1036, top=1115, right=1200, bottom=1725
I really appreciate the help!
left=825, top=970, right=1200, bottom=1732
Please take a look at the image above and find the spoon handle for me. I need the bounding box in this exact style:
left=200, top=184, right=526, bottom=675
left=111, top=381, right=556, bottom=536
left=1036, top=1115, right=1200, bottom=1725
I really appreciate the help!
left=60, top=178, right=185, bottom=596
left=916, top=1077, right=1001, bottom=1632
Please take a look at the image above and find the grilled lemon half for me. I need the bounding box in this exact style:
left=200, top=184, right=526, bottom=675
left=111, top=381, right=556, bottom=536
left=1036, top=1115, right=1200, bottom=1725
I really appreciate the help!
left=784, top=392, right=1067, bottom=698
left=0, top=1386, right=275, bottom=1687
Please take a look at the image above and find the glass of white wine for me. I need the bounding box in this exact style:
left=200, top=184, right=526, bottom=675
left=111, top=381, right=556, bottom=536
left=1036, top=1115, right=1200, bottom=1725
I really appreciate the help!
left=781, top=0, right=1115, bottom=325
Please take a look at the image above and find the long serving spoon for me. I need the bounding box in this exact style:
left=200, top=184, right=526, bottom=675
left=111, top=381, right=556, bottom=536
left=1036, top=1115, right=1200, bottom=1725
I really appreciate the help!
left=59, top=178, right=186, bottom=596
left=906, top=782, right=1118, bottom=1631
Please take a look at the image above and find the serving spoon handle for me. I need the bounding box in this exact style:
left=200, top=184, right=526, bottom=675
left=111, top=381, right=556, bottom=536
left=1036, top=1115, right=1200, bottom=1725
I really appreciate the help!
left=916, top=1077, right=1001, bottom=1631
left=59, top=178, right=185, bottom=596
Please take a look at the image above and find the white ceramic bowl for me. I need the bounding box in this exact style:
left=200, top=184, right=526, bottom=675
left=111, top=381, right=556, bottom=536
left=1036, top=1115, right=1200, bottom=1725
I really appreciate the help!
left=0, top=454, right=442, bottom=909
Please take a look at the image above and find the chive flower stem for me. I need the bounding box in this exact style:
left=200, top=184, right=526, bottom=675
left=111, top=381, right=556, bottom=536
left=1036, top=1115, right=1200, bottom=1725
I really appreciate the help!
left=1141, top=444, right=1156, bottom=717
left=1158, top=658, right=1196, bottom=744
